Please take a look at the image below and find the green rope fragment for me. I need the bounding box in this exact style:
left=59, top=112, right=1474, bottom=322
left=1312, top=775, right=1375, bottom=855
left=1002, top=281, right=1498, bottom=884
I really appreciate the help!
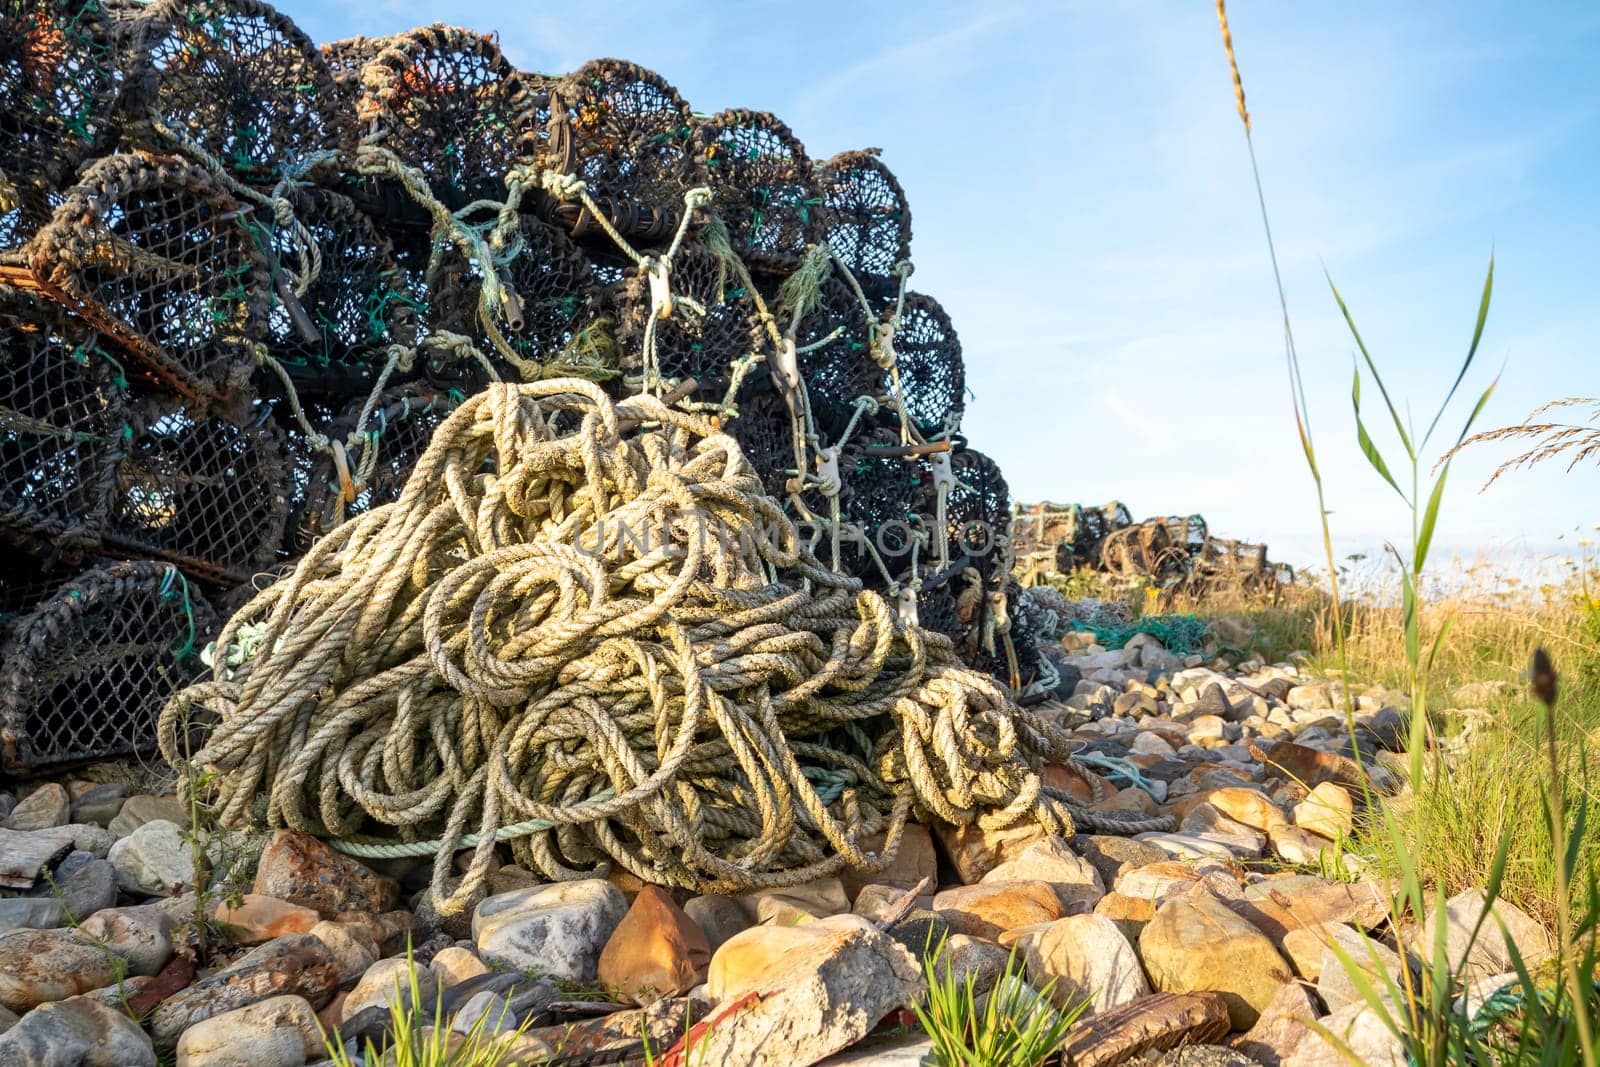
left=1070, top=613, right=1211, bottom=656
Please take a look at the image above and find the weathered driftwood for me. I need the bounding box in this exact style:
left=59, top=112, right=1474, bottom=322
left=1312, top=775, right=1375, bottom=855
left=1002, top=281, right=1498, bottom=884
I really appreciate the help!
left=1060, top=991, right=1232, bottom=1067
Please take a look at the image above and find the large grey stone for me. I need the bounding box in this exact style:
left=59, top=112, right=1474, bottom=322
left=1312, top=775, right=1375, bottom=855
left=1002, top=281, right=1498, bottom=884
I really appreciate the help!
left=107, top=795, right=189, bottom=839
left=472, top=879, right=627, bottom=981
left=175, top=994, right=324, bottom=1067
left=1420, top=888, right=1552, bottom=979
left=0, top=996, right=156, bottom=1066
left=78, top=903, right=178, bottom=976
left=0, top=898, right=65, bottom=933
left=1284, top=999, right=1404, bottom=1067
left=107, top=819, right=200, bottom=898
left=147, top=934, right=339, bottom=1047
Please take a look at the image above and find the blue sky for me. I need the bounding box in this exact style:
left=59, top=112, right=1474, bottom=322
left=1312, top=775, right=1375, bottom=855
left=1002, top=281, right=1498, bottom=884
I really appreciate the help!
left=286, top=0, right=1600, bottom=567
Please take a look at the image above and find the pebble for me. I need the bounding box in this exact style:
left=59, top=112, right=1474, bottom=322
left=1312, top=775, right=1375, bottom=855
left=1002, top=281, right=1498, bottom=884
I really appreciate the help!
left=0, top=897, right=65, bottom=933
left=700, top=915, right=921, bottom=1067
left=430, top=945, right=488, bottom=988
left=0, top=929, right=126, bottom=1012
left=741, top=877, right=850, bottom=925
left=932, top=880, right=1062, bottom=940
left=212, top=894, right=321, bottom=944
left=108, top=819, right=200, bottom=897
left=305, top=920, right=380, bottom=983
left=1140, top=894, right=1292, bottom=1029
left=147, top=933, right=340, bottom=1047
left=0, top=995, right=156, bottom=1066
left=175, top=995, right=323, bottom=1067
left=253, top=831, right=400, bottom=919
left=1021, top=913, right=1149, bottom=1014
left=472, top=879, right=627, bottom=981
left=1293, top=782, right=1355, bottom=840
left=597, top=885, right=711, bottom=1004
left=342, top=957, right=438, bottom=1020
left=69, top=783, right=128, bottom=828
left=6, top=784, right=69, bottom=831
left=107, top=794, right=189, bottom=839
left=1420, top=887, right=1552, bottom=979
left=78, top=902, right=178, bottom=976
left=980, top=834, right=1105, bottom=912
left=38, top=854, right=117, bottom=918
left=931, top=820, right=1046, bottom=883
left=683, top=893, right=753, bottom=952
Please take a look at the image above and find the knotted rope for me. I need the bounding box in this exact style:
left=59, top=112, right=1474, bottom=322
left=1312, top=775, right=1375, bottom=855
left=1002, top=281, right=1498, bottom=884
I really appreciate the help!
left=161, top=381, right=1166, bottom=915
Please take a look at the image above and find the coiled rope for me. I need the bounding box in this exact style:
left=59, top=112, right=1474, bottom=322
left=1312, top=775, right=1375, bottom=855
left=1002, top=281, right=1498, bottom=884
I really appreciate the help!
left=161, top=381, right=1167, bottom=915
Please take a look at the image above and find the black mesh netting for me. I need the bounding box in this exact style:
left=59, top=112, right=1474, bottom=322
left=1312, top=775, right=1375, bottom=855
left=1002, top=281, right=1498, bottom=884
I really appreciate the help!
left=834, top=426, right=931, bottom=588
left=550, top=59, right=705, bottom=218
left=0, top=4, right=1083, bottom=740
left=818, top=148, right=912, bottom=281
left=139, top=0, right=345, bottom=179
left=292, top=385, right=460, bottom=552
left=265, top=185, right=415, bottom=400
left=793, top=275, right=879, bottom=441
left=103, top=395, right=290, bottom=584
left=697, top=109, right=822, bottom=272
left=0, top=285, right=131, bottom=555
left=616, top=243, right=767, bottom=403
left=26, top=152, right=270, bottom=402
left=359, top=26, right=541, bottom=207
left=723, top=374, right=799, bottom=501
left=427, top=212, right=605, bottom=379
left=0, top=559, right=218, bottom=771
left=1, top=0, right=125, bottom=193
left=890, top=292, right=964, bottom=440
left=320, top=34, right=389, bottom=114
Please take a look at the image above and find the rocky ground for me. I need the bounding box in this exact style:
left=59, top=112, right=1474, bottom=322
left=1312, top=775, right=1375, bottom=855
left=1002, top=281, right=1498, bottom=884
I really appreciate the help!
left=0, top=631, right=1547, bottom=1067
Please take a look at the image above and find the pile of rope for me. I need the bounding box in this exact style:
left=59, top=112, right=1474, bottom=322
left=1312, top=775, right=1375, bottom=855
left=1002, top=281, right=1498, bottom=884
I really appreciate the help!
left=161, top=382, right=1168, bottom=911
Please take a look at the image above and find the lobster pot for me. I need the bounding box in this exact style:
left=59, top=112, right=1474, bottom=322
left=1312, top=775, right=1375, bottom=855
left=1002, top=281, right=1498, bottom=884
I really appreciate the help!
left=1, top=0, right=127, bottom=194
left=264, top=186, right=413, bottom=401
left=615, top=244, right=767, bottom=405
left=426, top=213, right=604, bottom=381
left=292, top=386, right=460, bottom=552
left=0, top=286, right=131, bottom=555
left=724, top=376, right=799, bottom=502
left=1195, top=536, right=1272, bottom=589
left=550, top=59, right=705, bottom=218
left=138, top=0, right=346, bottom=179
left=792, top=275, right=880, bottom=441
left=104, top=397, right=290, bottom=585
left=320, top=34, right=390, bottom=113
left=830, top=427, right=929, bottom=589
left=26, top=153, right=270, bottom=402
left=817, top=149, right=912, bottom=282
left=0, top=559, right=217, bottom=771
left=888, top=293, right=964, bottom=440
left=697, top=109, right=822, bottom=272
left=360, top=26, right=542, bottom=208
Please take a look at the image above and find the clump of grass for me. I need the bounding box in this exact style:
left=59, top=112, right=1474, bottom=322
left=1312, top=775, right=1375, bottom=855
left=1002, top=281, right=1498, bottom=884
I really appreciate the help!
left=912, top=940, right=1087, bottom=1067
left=319, top=951, right=536, bottom=1067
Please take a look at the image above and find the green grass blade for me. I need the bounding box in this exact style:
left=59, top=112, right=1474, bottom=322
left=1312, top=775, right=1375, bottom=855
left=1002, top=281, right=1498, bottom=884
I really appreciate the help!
left=1354, top=367, right=1408, bottom=501
left=1415, top=465, right=1450, bottom=574
left=1424, top=254, right=1495, bottom=446
left=1329, top=273, right=1414, bottom=460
